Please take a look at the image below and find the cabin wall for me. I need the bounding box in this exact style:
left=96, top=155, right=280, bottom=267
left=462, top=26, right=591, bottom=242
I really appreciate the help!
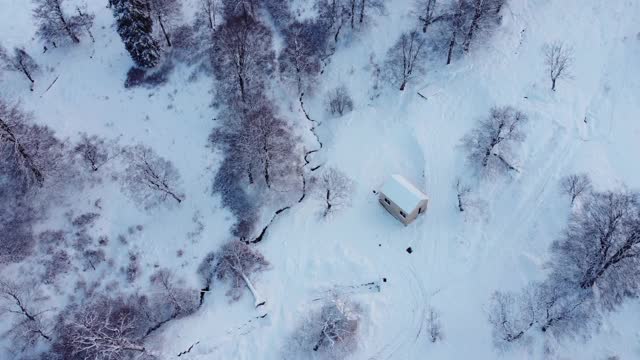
left=378, top=194, right=428, bottom=225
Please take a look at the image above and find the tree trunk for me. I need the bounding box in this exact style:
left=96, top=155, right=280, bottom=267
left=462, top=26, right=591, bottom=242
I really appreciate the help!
left=457, top=194, right=464, bottom=212
left=158, top=15, right=172, bottom=47
left=240, top=272, right=265, bottom=307
left=56, top=3, right=80, bottom=44
left=359, top=0, right=365, bottom=24
left=324, top=189, right=332, bottom=217
left=446, top=32, right=456, bottom=65
left=551, top=78, right=556, bottom=91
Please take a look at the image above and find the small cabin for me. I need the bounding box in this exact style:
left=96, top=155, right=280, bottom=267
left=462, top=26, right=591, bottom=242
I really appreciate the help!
left=378, top=175, right=429, bottom=225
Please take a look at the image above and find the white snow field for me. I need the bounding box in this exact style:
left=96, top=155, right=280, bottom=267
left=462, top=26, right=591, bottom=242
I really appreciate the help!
left=1, top=0, right=640, bottom=359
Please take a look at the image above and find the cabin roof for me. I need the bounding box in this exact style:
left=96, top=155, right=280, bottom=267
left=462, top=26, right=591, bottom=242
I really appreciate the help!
left=380, top=174, right=428, bottom=213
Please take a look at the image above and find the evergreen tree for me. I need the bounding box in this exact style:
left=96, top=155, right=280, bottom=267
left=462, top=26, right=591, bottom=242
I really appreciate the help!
left=112, top=0, right=161, bottom=68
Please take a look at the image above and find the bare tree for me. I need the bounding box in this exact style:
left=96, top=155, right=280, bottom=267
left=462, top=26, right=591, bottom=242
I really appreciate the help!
left=354, top=0, right=385, bottom=29
left=210, top=97, right=301, bottom=190
left=214, top=240, right=269, bottom=306
left=315, top=0, right=350, bottom=45
left=560, top=173, right=592, bottom=205
left=221, top=0, right=259, bottom=17
left=0, top=100, right=66, bottom=188
left=55, top=296, right=147, bottom=359
left=487, top=289, right=535, bottom=349
left=442, top=0, right=470, bottom=65
left=543, top=41, right=573, bottom=91
left=426, top=307, right=443, bottom=343
left=326, top=86, right=354, bottom=116
left=461, top=0, right=504, bottom=52
left=197, top=0, right=221, bottom=31
left=533, top=280, right=596, bottom=338
left=33, top=0, right=95, bottom=46
left=414, top=0, right=442, bottom=33
left=463, top=106, right=528, bottom=176
left=212, top=12, right=275, bottom=105
left=73, top=133, right=120, bottom=173
left=149, top=269, right=199, bottom=318
left=0, top=280, right=51, bottom=350
left=0, top=46, right=39, bottom=91
left=455, top=177, right=471, bottom=212
left=314, top=167, right=353, bottom=218
left=550, top=190, right=640, bottom=310
left=287, top=296, right=361, bottom=359
left=383, top=30, right=427, bottom=90
left=121, top=144, right=184, bottom=208
left=278, top=20, right=328, bottom=93
left=149, top=0, right=182, bottom=47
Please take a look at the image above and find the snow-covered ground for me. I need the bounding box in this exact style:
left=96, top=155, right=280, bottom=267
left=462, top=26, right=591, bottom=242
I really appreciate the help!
left=2, top=0, right=640, bottom=359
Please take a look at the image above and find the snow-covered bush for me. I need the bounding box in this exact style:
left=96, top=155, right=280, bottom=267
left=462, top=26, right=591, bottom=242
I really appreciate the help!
left=326, top=86, right=354, bottom=116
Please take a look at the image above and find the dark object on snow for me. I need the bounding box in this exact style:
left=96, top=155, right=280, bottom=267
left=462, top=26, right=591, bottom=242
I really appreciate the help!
left=406, top=247, right=413, bottom=254
left=383, top=278, right=387, bottom=283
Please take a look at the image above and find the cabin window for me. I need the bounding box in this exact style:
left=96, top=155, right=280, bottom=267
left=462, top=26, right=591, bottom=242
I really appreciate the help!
left=384, top=198, right=391, bottom=205
left=399, top=211, right=407, bottom=218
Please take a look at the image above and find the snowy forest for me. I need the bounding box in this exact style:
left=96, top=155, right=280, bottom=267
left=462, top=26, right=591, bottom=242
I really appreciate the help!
left=1, top=0, right=639, bottom=359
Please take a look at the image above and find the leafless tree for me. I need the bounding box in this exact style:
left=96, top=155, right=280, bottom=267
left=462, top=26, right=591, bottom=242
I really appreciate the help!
left=210, top=97, right=301, bottom=191
left=33, top=0, right=95, bottom=46
left=442, top=0, right=470, bottom=65
left=551, top=190, right=640, bottom=310
left=149, top=269, right=199, bottom=318
left=212, top=12, right=275, bottom=105
left=214, top=240, right=269, bottom=306
left=221, top=0, right=259, bottom=17
left=314, top=167, right=353, bottom=218
left=0, top=100, right=66, bottom=188
left=383, top=30, right=427, bottom=90
left=461, top=0, right=504, bottom=52
left=414, top=0, right=441, bottom=33
left=0, top=280, right=52, bottom=351
left=543, top=41, right=573, bottom=91
left=315, top=0, right=350, bottom=44
left=487, top=289, right=535, bottom=349
left=463, top=106, right=528, bottom=176
left=55, top=296, right=148, bottom=359
left=455, top=177, right=471, bottom=212
left=73, top=133, right=120, bottom=173
left=197, top=0, right=221, bottom=31
left=278, top=20, right=328, bottom=93
left=287, top=296, right=361, bottom=359
left=149, top=0, right=182, bottom=47
left=0, top=46, right=39, bottom=91
left=121, top=144, right=184, bottom=208
left=426, top=307, right=443, bottom=343
left=560, top=173, right=592, bottom=205
left=532, top=280, right=596, bottom=338
left=352, top=0, right=385, bottom=29
left=326, top=86, right=354, bottom=116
